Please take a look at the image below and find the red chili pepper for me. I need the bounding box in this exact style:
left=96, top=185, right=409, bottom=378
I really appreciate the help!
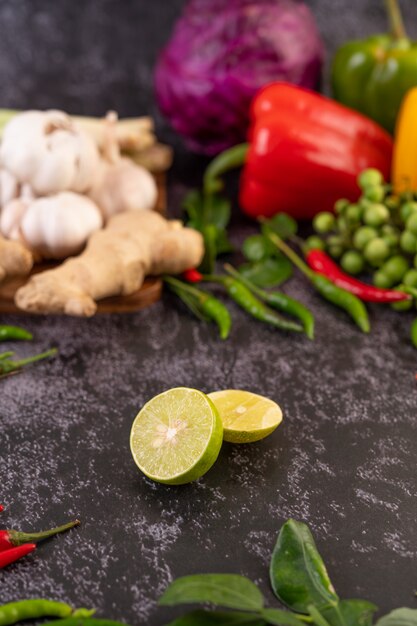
left=306, top=249, right=410, bottom=303
left=0, top=519, right=80, bottom=552
left=240, top=82, right=393, bottom=220
left=0, top=543, right=36, bottom=568
left=182, top=268, right=203, bottom=283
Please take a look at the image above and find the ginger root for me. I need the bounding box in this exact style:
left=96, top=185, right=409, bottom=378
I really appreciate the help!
left=15, top=211, right=204, bottom=316
left=0, top=233, right=33, bottom=283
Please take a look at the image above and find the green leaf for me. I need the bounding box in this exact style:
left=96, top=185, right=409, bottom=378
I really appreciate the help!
left=183, top=190, right=204, bottom=229
left=200, top=224, right=218, bottom=274
left=216, top=228, right=234, bottom=255
left=376, top=608, right=417, bottom=626
left=206, top=194, right=231, bottom=229
left=239, top=258, right=293, bottom=288
left=307, top=605, right=332, bottom=626
left=322, top=600, right=377, bottom=626
left=260, top=608, right=306, bottom=625
left=159, top=574, right=264, bottom=612
left=166, top=609, right=267, bottom=626
left=269, top=520, right=339, bottom=614
left=262, top=214, right=298, bottom=240
left=242, top=235, right=274, bottom=263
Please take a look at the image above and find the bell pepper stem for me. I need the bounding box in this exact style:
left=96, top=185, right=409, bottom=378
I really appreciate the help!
left=9, top=519, right=80, bottom=547
left=385, top=0, right=407, bottom=39
left=203, top=143, right=249, bottom=195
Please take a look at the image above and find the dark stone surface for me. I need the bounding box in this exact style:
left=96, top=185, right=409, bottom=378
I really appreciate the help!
left=1, top=1, right=417, bottom=625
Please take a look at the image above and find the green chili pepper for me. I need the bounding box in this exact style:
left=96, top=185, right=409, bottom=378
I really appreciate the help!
left=224, top=263, right=315, bottom=339
left=203, top=143, right=249, bottom=195
left=411, top=318, right=417, bottom=349
left=47, top=614, right=128, bottom=626
left=0, top=348, right=57, bottom=379
left=206, top=275, right=304, bottom=334
left=0, top=326, right=33, bottom=342
left=331, top=0, right=417, bottom=133
left=268, top=233, right=370, bottom=333
left=164, top=276, right=231, bottom=340
left=0, top=600, right=94, bottom=626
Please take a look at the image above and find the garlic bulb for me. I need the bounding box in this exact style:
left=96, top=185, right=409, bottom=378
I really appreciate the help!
left=0, top=110, right=100, bottom=196
left=88, top=111, right=157, bottom=220
left=0, top=169, right=19, bottom=208
left=16, top=192, right=103, bottom=259
left=0, top=198, right=31, bottom=241
left=89, top=158, right=157, bottom=221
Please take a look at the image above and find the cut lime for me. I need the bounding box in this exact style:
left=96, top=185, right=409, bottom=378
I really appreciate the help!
left=208, top=389, right=283, bottom=444
left=130, top=387, right=223, bottom=485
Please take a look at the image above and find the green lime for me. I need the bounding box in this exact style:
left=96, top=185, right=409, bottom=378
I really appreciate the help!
left=382, top=256, right=409, bottom=283
left=400, top=201, right=417, bottom=222
left=406, top=213, right=417, bottom=236
left=304, top=235, right=325, bottom=253
left=130, top=387, right=223, bottom=485
left=334, top=198, right=349, bottom=214
left=403, top=269, right=417, bottom=288
left=362, top=184, right=384, bottom=202
left=340, top=250, right=364, bottom=275
left=208, top=389, right=283, bottom=444
left=345, top=204, right=362, bottom=224
left=373, top=270, right=391, bottom=289
left=400, top=231, right=417, bottom=254
left=364, top=238, right=390, bottom=266
left=358, top=168, right=383, bottom=189
left=391, top=298, right=413, bottom=312
left=312, top=212, right=335, bottom=234
left=353, top=226, right=377, bottom=250
left=363, top=204, right=389, bottom=227
left=328, top=245, right=343, bottom=259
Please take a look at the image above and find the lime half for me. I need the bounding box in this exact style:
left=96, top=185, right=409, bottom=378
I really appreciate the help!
left=130, top=387, right=223, bottom=485
left=208, top=389, right=283, bottom=444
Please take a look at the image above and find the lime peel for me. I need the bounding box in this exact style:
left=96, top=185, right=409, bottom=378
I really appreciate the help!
left=130, top=387, right=223, bottom=485
left=208, top=389, right=283, bottom=444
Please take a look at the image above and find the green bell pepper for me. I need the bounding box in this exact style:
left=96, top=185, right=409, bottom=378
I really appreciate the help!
left=331, top=0, right=417, bottom=134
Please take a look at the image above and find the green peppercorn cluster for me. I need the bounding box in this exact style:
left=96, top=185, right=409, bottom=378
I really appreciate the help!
left=306, top=168, right=417, bottom=312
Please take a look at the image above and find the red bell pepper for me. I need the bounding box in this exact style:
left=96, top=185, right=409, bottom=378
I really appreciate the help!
left=204, top=83, right=393, bottom=220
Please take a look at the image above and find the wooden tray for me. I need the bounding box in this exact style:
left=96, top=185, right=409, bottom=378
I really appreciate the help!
left=0, top=172, right=167, bottom=315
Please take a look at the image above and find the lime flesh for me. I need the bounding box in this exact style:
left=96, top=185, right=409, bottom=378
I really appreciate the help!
left=130, top=387, right=223, bottom=485
left=208, top=389, right=283, bottom=444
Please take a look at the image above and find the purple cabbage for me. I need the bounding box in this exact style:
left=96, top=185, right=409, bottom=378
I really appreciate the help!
left=155, top=0, right=324, bottom=155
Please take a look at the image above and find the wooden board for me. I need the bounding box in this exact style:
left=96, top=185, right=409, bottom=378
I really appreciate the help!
left=0, top=172, right=167, bottom=315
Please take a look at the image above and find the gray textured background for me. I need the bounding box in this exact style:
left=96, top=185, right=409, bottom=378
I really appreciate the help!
left=1, top=1, right=417, bottom=625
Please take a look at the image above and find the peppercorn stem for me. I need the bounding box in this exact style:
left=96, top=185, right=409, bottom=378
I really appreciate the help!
left=9, top=519, right=80, bottom=547
left=385, top=0, right=407, bottom=39
left=12, top=347, right=58, bottom=369
left=267, top=233, right=315, bottom=280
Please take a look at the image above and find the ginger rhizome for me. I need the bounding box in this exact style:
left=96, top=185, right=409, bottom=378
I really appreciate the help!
left=15, top=211, right=204, bottom=316
left=0, top=234, right=33, bottom=283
